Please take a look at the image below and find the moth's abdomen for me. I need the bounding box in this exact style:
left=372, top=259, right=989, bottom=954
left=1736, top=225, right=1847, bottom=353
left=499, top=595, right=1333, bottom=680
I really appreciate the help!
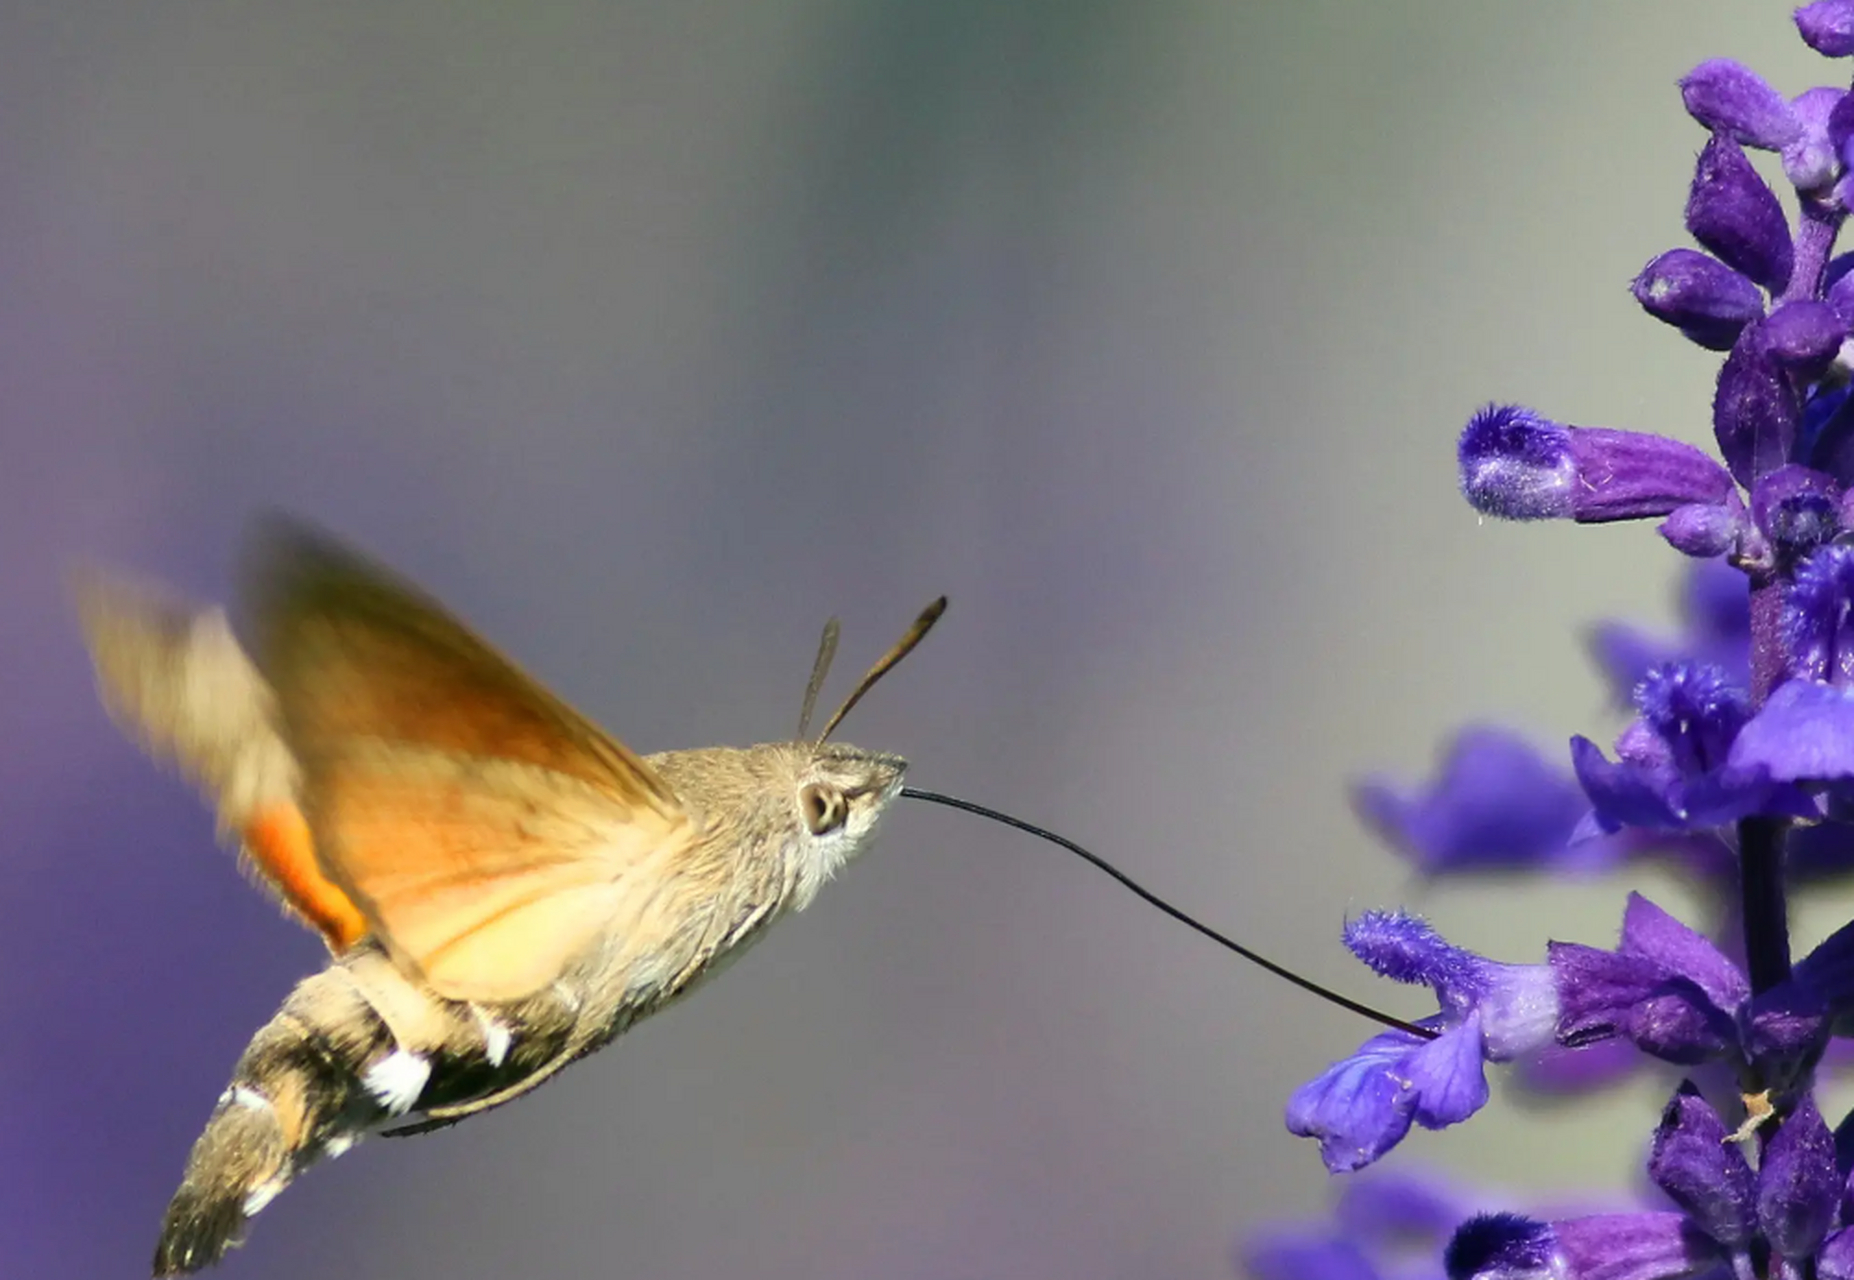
left=151, top=947, right=566, bottom=1275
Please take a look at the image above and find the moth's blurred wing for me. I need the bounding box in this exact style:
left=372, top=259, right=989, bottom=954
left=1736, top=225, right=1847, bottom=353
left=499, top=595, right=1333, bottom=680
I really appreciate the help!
left=247, top=518, right=691, bottom=1001
left=317, top=744, right=689, bottom=1001
left=73, top=569, right=371, bottom=948
left=73, top=568, right=296, bottom=836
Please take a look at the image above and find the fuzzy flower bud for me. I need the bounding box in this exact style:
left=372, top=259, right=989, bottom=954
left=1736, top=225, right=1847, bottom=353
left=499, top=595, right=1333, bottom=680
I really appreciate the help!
left=1460, top=406, right=1734, bottom=523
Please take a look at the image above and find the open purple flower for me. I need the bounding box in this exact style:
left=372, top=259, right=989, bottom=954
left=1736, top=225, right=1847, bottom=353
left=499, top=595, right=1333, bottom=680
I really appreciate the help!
left=1571, top=663, right=1808, bottom=835
left=1286, top=913, right=1558, bottom=1172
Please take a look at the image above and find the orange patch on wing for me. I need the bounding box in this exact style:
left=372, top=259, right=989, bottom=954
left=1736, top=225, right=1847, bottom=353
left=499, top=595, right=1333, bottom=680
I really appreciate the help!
left=245, top=801, right=369, bottom=950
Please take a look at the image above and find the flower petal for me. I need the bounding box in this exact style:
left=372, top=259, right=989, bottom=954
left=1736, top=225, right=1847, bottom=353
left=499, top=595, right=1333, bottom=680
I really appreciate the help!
left=1286, top=1032, right=1424, bottom=1173
left=1758, top=1097, right=1839, bottom=1260
left=1729, top=680, right=1854, bottom=781
left=1647, top=1082, right=1756, bottom=1247
left=1618, top=893, right=1749, bottom=1012
left=1408, top=1016, right=1492, bottom=1129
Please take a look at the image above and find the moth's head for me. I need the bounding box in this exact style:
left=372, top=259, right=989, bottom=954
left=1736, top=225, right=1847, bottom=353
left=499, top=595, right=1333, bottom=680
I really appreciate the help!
left=757, top=739, right=908, bottom=904
left=769, top=595, right=944, bottom=904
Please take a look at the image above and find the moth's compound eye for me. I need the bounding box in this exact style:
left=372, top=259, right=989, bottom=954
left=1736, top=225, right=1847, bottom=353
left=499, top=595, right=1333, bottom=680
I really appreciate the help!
left=799, top=782, right=848, bottom=835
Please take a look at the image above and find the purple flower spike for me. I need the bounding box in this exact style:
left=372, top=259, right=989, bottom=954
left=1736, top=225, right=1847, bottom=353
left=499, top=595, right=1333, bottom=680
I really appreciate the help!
left=1785, top=87, right=1845, bottom=190
left=1352, top=727, right=1590, bottom=875
left=1751, top=464, right=1843, bottom=555
left=1688, top=135, right=1795, bottom=294
left=1631, top=248, right=1766, bottom=350
left=1459, top=406, right=1735, bottom=523
left=1715, top=328, right=1802, bottom=484
left=1758, top=1097, right=1839, bottom=1261
left=1798, top=0, right=1854, bottom=57
left=1647, top=1083, right=1756, bottom=1247
left=1681, top=61, right=1802, bottom=150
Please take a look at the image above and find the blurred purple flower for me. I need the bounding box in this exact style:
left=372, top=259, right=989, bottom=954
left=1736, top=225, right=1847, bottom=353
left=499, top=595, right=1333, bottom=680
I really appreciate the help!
left=1353, top=728, right=1593, bottom=875
left=1246, top=1172, right=1469, bottom=1280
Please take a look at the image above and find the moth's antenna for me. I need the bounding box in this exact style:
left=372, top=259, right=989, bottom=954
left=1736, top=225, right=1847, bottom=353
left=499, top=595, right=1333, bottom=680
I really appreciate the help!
left=899, top=787, right=1439, bottom=1040
left=817, top=597, right=947, bottom=743
left=796, top=618, right=841, bottom=740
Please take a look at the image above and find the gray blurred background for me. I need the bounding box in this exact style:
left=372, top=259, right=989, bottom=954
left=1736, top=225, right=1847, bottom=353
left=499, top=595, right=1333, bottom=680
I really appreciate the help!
left=0, top=3, right=1836, bottom=1277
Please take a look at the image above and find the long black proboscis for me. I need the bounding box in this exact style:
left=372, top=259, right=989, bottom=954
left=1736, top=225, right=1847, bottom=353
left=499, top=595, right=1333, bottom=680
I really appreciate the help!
left=899, top=787, right=1438, bottom=1040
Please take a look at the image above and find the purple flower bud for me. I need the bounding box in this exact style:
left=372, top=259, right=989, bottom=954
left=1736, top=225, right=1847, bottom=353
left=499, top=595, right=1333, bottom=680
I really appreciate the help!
left=1785, top=87, right=1845, bottom=190
left=1798, top=0, right=1854, bottom=57
left=1631, top=249, right=1765, bottom=350
left=1447, top=1215, right=1562, bottom=1280
left=1762, top=302, right=1849, bottom=376
left=1751, top=464, right=1843, bottom=554
left=1714, top=329, right=1801, bottom=484
left=1658, top=499, right=1744, bottom=558
left=1647, top=1083, right=1756, bottom=1247
left=1460, top=406, right=1735, bottom=522
left=1688, top=135, right=1794, bottom=293
left=1758, top=1097, right=1839, bottom=1261
left=1681, top=61, right=1802, bottom=150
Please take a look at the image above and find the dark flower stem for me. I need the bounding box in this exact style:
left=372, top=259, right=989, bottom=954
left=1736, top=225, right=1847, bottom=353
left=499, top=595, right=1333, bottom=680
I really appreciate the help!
left=1739, top=814, right=1791, bottom=995
left=1741, top=573, right=1792, bottom=998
